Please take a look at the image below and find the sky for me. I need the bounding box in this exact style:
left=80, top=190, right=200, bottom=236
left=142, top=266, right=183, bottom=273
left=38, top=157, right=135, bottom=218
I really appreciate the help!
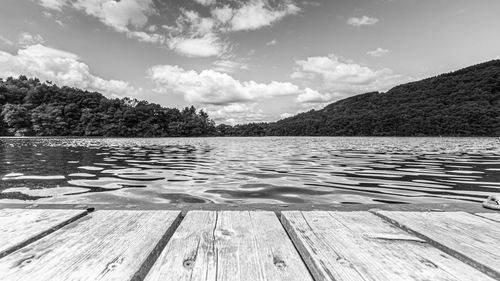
left=0, top=0, right=499, bottom=124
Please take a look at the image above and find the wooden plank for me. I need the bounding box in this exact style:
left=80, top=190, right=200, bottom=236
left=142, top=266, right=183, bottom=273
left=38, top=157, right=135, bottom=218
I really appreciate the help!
left=475, top=212, right=500, bottom=223
left=0, top=210, right=181, bottom=281
left=376, top=211, right=500, bottom=279
left=281, top=211, right=495, bottom=281
left=145, top=211, right=313, bottom=281
left=0, top=208, right=87, bottom=258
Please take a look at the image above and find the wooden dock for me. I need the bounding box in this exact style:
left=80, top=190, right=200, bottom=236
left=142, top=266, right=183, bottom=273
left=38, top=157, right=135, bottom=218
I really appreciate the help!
left=0, top=203, right=499, bottom=281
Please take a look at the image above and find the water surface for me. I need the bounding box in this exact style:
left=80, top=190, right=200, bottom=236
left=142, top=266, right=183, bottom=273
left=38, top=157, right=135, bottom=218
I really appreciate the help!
left=1, top=137, right=499, bottom=205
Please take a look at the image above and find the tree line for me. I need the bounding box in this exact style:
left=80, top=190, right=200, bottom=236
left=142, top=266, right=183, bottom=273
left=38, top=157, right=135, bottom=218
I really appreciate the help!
left=1, top=59, right=500, bottom=137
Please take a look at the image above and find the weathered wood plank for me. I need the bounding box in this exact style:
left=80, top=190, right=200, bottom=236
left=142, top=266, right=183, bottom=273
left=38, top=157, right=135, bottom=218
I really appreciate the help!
left=475, top=212, right=500, bottom=223
left=145, top=211, right=313, bottom=281
left=281, top=211, right=495, bottom=281
left=0, top=210, right=181, bottom=281
left=0, top=208, right=87, bottom=258
left=376, top=211, right=500, bottom=279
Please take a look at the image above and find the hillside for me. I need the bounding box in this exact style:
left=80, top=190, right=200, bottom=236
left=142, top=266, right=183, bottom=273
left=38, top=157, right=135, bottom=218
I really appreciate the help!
left=263, top=60, right=500, bottom=136
left=0, top=77, right=214, bottom=137
left=1, top=60, right=499, bottom=137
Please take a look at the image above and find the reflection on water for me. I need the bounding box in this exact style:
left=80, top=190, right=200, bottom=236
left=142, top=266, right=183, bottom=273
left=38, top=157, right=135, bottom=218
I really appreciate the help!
left=1, top=137, right=500, bottom=205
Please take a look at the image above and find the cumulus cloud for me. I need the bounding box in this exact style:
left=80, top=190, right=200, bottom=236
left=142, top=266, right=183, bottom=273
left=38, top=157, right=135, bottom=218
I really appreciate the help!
left=18, top=32, right=45, bottom=45
left=148, top=64, right=302, bottom=105
left=292, top=54, right=410, bottom=100
left=36, top=0, right=68, bottom=11
left=34, top=0, right=300, bottom=58
left=205, top=103, right=267, bottom=124
left=296, top=88, right=334, bottom=103
left=168, top=34, right=224, bottom=57
left=347, top=16, right=379, bottom=27
left=0, top=44, right=136, bottom=97
left=367, top=48, right=389, bottom=57
left=226, top=0, right=300, bottom=31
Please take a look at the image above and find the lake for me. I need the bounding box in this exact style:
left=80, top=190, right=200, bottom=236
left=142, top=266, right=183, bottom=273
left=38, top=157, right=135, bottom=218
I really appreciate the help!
left=1, top=137, right=499, bottom=205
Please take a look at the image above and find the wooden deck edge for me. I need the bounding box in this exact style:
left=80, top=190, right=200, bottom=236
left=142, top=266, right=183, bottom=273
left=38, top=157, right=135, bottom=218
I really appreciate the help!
left=131, top=211, right=183, bottom=281
left=0, top=209, right=90, bottom=259
left=370, top=210, right=500, bottom=280
left=278, top=212, right=323, bottom=281
left=0, top=202, right=495, bottom=214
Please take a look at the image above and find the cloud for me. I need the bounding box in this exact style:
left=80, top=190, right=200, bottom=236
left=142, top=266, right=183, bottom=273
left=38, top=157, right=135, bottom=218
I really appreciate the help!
left=0, top=36, right=14, bottom=46
left=266, top=39, right=277, bottom=46
left=72, top=0, right=153, bottom=32
left=0, top=44, right=136, bottom=97
left=279, top=112, right=293, bottom=119
left=347, top=16, right=379, bottom=27
left=168, top=34, right=224, bottom=57
left=148, top=64, right=302, bottom=105
left=292, top=54, right=410, bottom=101
left=34, top=0, right=300, bottom=58
left=36, top=0, right=68, bottom=11
left=212, top=60, right=248, bottom=73
left=227, top=1, right=300, bottom=31
left=205, top=103, right=266, bottom=124
left=296, top=88, right=334, bottom=103
left=193, top=0, right=216, bottom=6
left=367, top=47, right=389, bottom=57
left=18, top=32, right=45, bottom=45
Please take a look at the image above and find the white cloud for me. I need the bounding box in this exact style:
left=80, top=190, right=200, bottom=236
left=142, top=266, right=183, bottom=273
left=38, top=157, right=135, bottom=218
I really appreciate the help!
left=292, top=54, right=410, bottom=101
left=266, top=39, right=277, bottom=46
left=0, top=36, right=14, bottom=46
left=296, top=88, right=334, bottom=103
left=347, top=16, right=379, bottom=27
left=148, top=64, right=301, bottom=105
left=211, top=5, right=233, bottom=24
left=205, top=103, right=266, bottom=124
left=228, top=0, right=300, bottom=31
left=168, top=34, right=224, bottom=57
left=367, top=48, right=389, bottom=57
left=127, top=31, right=164, bottom=43
left=212, top=60, right=248, bottom=73
left=18, top=32, right=45, bottom=45
left=0, top=44, right=136, bottom=97
left=73, top=0, right=152, bottom=32
left=193, top=0, right=216, bottom=6
left=279, top=112, right=293, bottom=119
left=36, top=0, right=68, bottom=11
left=34, top=0, right=300, bottom=58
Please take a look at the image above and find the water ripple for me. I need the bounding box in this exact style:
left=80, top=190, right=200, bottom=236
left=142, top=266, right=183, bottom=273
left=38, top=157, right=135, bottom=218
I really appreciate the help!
left=1, top=137, right=500, bottom=204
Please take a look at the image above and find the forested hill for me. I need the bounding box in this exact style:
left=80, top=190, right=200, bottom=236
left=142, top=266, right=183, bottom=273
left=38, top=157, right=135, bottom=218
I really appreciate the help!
left=264, top=60, right=500, bottom=136
left=1, top=60, right=500, bottom=137
left=0, top=77, right=215, bottom=137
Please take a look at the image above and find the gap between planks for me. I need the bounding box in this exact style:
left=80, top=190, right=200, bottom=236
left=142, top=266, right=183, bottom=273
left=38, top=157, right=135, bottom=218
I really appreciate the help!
left=371, top=210, right=500, bottom=280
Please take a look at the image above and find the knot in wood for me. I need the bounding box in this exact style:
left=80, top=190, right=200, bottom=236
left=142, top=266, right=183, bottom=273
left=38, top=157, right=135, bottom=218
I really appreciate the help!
left=221, top=229, right=232, bottom=236
left=336, top=257, right=351, bottom=266
left=274, top=260, right=286, bottom=270
left=19, top=257, right=34, bottom=267
left=107, top=262, right=120, bottom=270
left=183, top=258, right=195, bottom=269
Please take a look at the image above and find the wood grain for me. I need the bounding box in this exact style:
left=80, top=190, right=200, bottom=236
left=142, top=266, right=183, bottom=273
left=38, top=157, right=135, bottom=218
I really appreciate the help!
left=376, top=211, right=500, bottom=279
left=145, top=211, right=313, bottom=281
left=281, top=211, right=495, bottom=281
left=0, top=208, right=87, bottom=258
left=0, top=210, right=181, bottom=281
left=475, top=212, right=500, bottom=223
